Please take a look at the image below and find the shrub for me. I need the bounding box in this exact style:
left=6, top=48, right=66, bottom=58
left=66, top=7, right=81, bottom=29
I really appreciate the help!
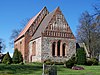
left=91, top=58, right=98, bottom=65
left=70, top=54, right=76, bottom=64
left=12, top=48, right=23, bottom=64
left=86, top=58, right=98, bottom=66
left=12, top=49, right=19, bottom=63
left=86, top=59, right=93, bottom=66
left=2, top=52, right=12, bottom=64
left=65, top=55, right=76, bottom=68
left=18, top=51, right=23, bottom=63
left=76, top=47, right=86, bottom=65
left=66, top=59, right=74, bottom=68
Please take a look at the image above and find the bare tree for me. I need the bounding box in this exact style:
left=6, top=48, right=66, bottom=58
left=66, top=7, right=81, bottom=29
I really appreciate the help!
left=92, top=6, right=100, bottom=57
left=9, top=29, right=21, bottom=45
left=77, top=8, right=100, bottom=58
left=77, top=11, right=93, bottom=57
left=9, top=18, right=30, bottom=46
left=0, top=38, right=6, bottom=53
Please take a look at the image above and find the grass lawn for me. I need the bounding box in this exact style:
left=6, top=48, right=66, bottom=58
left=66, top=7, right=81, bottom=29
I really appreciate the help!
left=0, top=63, right=100, bottom=75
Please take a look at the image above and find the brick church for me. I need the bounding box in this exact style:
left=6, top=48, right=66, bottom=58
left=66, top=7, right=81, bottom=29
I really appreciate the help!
left=14, top=7, right=76, bottom=62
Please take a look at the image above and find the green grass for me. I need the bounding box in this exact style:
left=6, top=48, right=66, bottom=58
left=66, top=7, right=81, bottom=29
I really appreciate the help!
left=0, top=63, right=43, bottom=75
left=0, top=63, right=100, bottom=75
left=57, top=65, right=100, bottom=75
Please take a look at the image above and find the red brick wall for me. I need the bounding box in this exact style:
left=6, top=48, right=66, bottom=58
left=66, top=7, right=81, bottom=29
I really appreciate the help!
left=14, top=37, right=25, bottom=60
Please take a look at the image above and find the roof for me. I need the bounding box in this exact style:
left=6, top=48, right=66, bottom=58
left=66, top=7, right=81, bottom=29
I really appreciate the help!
left=15, top=7, right=47, bottom=41
left=32, top=7, right=59, bottom=40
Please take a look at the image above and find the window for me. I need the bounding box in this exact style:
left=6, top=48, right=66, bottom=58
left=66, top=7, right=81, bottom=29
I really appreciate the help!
left=20, top=41, right=22, bottom=44
left=52, top=42, right=56, bottom=56
left=32, top=41, right=36, bottom=56
left=57, top=40, right=61, bottom=56
left=62, top=43, right=66, bottom=56
left=20, top=41, right=22, bottom=51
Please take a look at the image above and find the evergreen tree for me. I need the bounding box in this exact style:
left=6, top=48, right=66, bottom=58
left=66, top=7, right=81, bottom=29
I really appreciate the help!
left=18, top=51, right=23, bottom=63
left=76, top=47, right=86, bottom=65
left=2, top=52, right=12, bottom=64
left=12, top=48, right=23, bottom=64
left=12, top=48, right=19, bottom=63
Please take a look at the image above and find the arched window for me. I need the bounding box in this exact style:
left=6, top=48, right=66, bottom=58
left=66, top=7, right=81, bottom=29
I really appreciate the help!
left=32, top=41, right=36, bottom=56
left=62, top=43, right=66, bottom=56
left=52, top=42, right=56, bottom=56
left=57, top=40, right=61, bottom=56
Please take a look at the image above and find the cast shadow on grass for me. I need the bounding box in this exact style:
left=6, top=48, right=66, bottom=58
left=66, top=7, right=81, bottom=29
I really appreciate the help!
left=0, top=64, right=42, bottom=75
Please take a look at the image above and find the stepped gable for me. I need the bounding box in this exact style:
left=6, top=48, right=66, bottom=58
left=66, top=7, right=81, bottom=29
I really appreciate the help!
left=15, top=7, right=48, bottom=41
left=32, top=7, right=75, bottom=40
left=32, top=7, right=56, bottom=39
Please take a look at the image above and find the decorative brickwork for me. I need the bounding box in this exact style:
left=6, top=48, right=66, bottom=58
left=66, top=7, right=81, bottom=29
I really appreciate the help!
left=14, top=7, right=49, bottom=62
left=14, top=7, right=76, bottom=63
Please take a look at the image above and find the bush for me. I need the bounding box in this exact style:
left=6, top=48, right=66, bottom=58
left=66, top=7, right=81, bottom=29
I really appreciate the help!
left=86, top=58, right=99, bottom=66
left=66, top=59, right=74, bottom=68
left=12, top=49, right=19, bottom=63
left=2, top=52, right=12, bottom=64
left=70, top=54, right=76, bottom=64
left=76, top=47, right=86, bottom=65
left=18, top=51, right=23, bottom=63
left=12, top=48, right=23, bottom=64
left=65, top=55, right=76, bottom=68
left=92, top=58, right=98, bottom=65
left=86, top=59, right=93, bottom=66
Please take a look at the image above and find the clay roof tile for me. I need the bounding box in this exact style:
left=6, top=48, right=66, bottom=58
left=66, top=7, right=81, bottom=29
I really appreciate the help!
left=15, top=7, right=47, bottom=41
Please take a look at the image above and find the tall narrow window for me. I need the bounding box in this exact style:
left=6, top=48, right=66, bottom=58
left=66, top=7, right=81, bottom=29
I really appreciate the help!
left=20, top=41, right=22, bottom=51
left=52, top=42, right=56, bottom=56
left=62, top=43, right=66, bottom=56
left=57, top=40, right=61, bottom=56
left=32, top=41, right=36, bottom=56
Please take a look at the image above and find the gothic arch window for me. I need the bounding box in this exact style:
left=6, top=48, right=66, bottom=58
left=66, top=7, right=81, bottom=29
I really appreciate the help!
left=57, top=40, right=61, bottom=56
left=32, top=41, right=36, bottom=56
left=62, top=43, right=66, bottom=56
left=52, top=42, right=56, bottom=56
